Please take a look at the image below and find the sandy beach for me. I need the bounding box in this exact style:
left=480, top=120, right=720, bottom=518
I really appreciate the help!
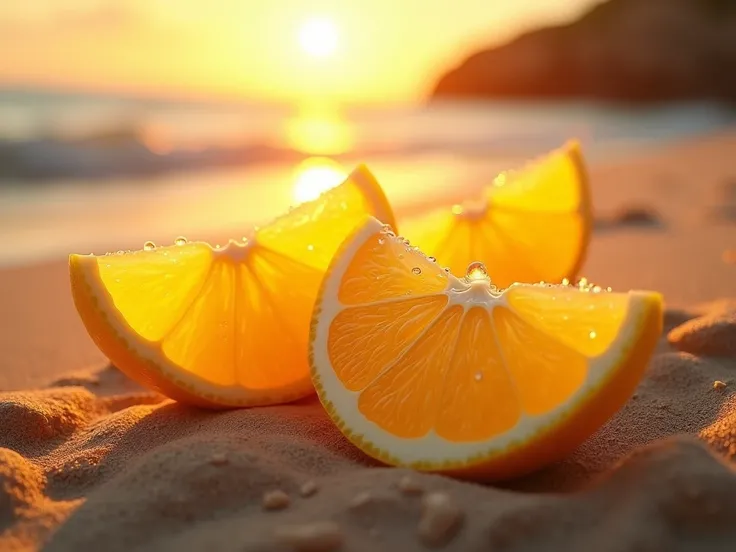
left=1, top=131, right=736, bottom=551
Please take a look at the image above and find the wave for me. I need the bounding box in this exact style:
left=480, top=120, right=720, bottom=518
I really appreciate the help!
left=2, top=102, right=734, bottom=183
left=0, top=127, right=310, bottom=182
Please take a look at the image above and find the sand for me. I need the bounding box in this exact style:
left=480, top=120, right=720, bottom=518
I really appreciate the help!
left=1, top=132, right=736, bottom=551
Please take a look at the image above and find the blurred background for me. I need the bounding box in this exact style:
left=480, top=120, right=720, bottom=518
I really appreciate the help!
left=1, top=0, right=735, bottom=266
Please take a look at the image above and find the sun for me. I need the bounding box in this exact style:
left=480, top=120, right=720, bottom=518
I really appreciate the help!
left=292, top=158, right=346, bottom=204
left=298, top=17, right=338, bottom=58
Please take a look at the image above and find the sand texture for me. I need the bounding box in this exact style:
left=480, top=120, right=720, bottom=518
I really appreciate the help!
left=1, top=132, right=736, bottom=551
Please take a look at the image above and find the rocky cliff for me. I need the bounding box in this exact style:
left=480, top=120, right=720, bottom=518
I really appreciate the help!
left=431, top=0, right=736, bottom=103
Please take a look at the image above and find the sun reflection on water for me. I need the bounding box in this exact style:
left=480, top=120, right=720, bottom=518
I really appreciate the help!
left=285, top=107, right=354, bottom=155
left=292, top=157, right=346, bottom=204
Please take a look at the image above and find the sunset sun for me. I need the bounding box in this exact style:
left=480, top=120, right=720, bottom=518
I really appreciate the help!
left=298, top=17, right=338, bottom=58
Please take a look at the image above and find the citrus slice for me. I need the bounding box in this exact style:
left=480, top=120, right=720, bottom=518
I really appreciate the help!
left=310, top=216, right=662, bottom=480
left=402, top=141, right=592, bottom=289
left=70, top=165, right=395, bottom=408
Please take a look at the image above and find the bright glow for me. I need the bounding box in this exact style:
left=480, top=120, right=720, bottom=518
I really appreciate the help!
left=293, top=158, right=346, bottom=203
left=298, top=17, right=338, bottom=58
left=285, top=109, right=354, bottom=155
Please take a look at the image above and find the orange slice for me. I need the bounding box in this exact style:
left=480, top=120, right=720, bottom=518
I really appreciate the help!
left=310, top=216, right=662, bottom=480
left=70, top=165, right=395, bottom=408
left=402, top=141, right=592, bottom=288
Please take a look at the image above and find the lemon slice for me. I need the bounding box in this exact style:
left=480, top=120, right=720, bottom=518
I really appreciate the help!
left=70, top=166, right=395, bottom=408
left=402, top=141, right=592, bottom=288
left=309, top=216, right=662, bottom=480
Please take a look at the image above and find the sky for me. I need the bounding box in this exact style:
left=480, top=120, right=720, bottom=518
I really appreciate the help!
left=0, top=0, right=601, bottom=105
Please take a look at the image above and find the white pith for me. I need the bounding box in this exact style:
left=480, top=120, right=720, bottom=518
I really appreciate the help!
left=311, top=216, right=651, bottom=464
left=73, top=165, right=394, bottom=405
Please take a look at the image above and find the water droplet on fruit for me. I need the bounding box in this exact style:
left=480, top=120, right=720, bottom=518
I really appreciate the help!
left=428, top=256, right=436, bottom=263
left=589, top=331, right=597, bottom=339
left=143, top=241, right=156, bottom=251
left=465, top=261, right=489, bottom=281
left=307, top=244, right=314, bottom=251
left=174, top=236, right=188, bottom=246
left=411, top=267, right=422, bottom=275
left=378, top=238, right=385, bottom=245
left=444, top=267, right=451, bottom=273
left=474, top=371, right=483, bottom=381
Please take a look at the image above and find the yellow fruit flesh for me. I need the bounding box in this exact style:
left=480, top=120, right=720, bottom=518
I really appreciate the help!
left=71, top=166, right=396, bottom=407
left=323, top=228, right=653, bottom=445
left=403, top=142, right=591, bottom=288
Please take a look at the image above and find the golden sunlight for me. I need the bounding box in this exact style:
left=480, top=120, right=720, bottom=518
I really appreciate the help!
left=298, top=17, right=339, bottom=58
left=285, top=109, right=354, bottom=155
left=292, top=157, right=346, bottom=203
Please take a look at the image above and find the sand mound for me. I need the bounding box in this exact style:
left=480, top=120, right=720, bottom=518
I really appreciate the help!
left=0, top=448, right=44, bottom=526
left=0, top=388, right=97, bottom=452
left=668, top=308, right=736, bottom=358
left=700, top=396, right=736, bottom=461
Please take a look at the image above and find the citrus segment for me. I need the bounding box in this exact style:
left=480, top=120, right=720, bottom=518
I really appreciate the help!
left=487, top=142, right=586, bottom=212
left=402, top=141, right=591, bottom=288
left=488, top=209, right=587, bottom=279
left=506, top=285, right=629, bottom=357
left=337, top=231, right=448, bottom=305
left=310, top=216, right=663, bottom=479
left=160, top=259, right=237, bottom=386
left=493, top=307, right=588, bottom=415
left=328, top=295, right=448, bottom=391
left=257, top=164, right=392, bottom=270
left=95, top=244, right=213, bottom=342
left=70, top=166, right=396, bottom=408
left=435, top=307, right=519, bottom=442
left=357, top=306, right=464, bottom=439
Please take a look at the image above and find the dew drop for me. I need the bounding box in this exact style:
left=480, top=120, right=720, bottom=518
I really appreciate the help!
left=174, top=236, right=188, bottom=246
left=592, top=285, right=602, bottom=293
left=307, top=244, right=314, bottom=251
left=474, top=371, right=483, bottom=382
left=444, top=267, right=451, bottom=273
left=428, top=256, right=436, bottom=263
left=589, top=331, right=597, bottom=339
left=143, top=241, right=156, bottom=251
left=402, top=238, right=411, bottom=246
left=377, top=238, right=385, bottom=245
left=465, top=261, right=489, bottom=281
left=451, top=204, right=463, bottom=215
left=411, top=267, right=422, bottom=275
left=562, top=278, right=570, bottom=286
left=605, top=286, right=613, bottom=292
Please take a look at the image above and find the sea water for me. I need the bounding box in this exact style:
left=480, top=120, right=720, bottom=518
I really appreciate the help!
left=0, top=87, right=733, bottom=266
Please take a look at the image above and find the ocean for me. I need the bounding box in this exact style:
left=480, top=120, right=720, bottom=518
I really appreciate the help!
left=1, top=87, right=734, bottom=267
